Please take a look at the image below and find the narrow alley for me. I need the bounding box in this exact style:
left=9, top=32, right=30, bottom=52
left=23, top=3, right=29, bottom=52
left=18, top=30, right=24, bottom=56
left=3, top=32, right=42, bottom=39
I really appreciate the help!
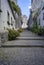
left=0, top=0, right=44, bottom=65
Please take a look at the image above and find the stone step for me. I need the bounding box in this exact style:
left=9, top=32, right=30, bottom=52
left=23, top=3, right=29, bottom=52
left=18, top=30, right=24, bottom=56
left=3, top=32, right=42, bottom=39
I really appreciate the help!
left=1, top=45, right=44, bottom=48
left=17, top=37, right=44, bottom=40
left=1, top=39, right=44, bottom=48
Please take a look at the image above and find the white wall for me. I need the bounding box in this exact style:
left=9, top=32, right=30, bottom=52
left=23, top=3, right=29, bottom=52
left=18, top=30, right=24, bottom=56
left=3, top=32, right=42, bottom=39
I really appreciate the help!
left=0, top=0, right=15, bottom=30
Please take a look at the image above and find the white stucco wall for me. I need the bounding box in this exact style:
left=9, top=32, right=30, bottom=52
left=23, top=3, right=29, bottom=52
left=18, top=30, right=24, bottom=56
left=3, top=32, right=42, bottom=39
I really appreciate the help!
left=0, top=0, right=15, bottom=30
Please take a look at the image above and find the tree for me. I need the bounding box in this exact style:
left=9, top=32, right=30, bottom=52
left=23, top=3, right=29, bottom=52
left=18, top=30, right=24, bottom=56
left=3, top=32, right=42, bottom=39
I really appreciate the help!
left=10, top=1, right=20, bottom=14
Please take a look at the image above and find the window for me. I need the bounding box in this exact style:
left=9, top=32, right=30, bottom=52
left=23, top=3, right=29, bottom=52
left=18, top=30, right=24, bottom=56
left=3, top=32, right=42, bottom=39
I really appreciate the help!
left=39, top=19, right=40, bottom=25
left=11, top=17, right=12, bottom=23
left=11, top=17, right=13, bottom=26
left=42, top=7, right=44, bottom=10
left=43, top=13, right=44, bottom=20
left=7, top=11, right=10, bottom=25
left=7, top=11, right=10, bottom=21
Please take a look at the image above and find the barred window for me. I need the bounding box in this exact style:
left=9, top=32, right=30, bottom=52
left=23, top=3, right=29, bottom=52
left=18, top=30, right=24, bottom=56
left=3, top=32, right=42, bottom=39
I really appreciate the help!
left=42, top=7, right=44, bottom=10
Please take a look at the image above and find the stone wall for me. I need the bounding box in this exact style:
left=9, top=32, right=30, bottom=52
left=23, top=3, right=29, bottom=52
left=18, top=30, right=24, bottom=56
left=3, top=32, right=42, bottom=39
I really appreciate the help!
left=0, top=30, right=8, bottom=46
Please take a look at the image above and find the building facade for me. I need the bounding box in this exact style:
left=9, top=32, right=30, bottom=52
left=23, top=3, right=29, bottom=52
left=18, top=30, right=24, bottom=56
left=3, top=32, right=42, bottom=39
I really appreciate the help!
left=0, top=0, right=16, bottom=30
left=28, top=0, right=44, bottom=29
left=0, top=0, right=22, bottom=30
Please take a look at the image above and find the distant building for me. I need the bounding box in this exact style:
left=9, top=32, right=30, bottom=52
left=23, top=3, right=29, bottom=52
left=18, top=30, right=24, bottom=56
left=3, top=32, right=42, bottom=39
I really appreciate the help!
left=22, top=15, right=28, bottom=29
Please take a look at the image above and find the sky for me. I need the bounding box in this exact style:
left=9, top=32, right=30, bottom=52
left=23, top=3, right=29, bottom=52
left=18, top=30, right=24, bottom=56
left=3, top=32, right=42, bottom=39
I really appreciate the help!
left=17, top=0, right=31, bottom=18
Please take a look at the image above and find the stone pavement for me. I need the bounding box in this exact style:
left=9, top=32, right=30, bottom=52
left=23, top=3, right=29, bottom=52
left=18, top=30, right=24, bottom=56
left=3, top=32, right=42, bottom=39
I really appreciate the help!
left=0, top=47, right=44, bottom=65
left=0, top=30, right=44, bottom=65
left=20, top=30, right=39, bottom=37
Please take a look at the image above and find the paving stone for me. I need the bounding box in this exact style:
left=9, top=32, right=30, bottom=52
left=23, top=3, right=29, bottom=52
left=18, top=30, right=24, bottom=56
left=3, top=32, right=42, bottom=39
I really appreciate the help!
left=0, top=48, right=44, bottom=65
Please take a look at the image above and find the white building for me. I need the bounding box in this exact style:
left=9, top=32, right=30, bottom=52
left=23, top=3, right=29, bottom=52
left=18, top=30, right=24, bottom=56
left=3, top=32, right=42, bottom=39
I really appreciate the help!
left=0, top=0, right=22, bottom=31
left=0, top=0, right=22, bottom=44
left=22, top=15, right=28, bottom=29
left=0, top=0, right=16, bottom=30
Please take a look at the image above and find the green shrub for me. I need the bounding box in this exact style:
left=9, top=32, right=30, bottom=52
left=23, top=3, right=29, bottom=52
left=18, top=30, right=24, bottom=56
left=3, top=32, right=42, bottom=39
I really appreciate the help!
left=18, top=28, right=23, bottom=33
left=33, top=28, right=38, bottom=33
left=38, top=27, right=43, bottom=35
left=10, top=1, right=19, bottom=14
left=32, top=23, right=38, bottom=33
left=8, top=29, right=20, bottom=41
